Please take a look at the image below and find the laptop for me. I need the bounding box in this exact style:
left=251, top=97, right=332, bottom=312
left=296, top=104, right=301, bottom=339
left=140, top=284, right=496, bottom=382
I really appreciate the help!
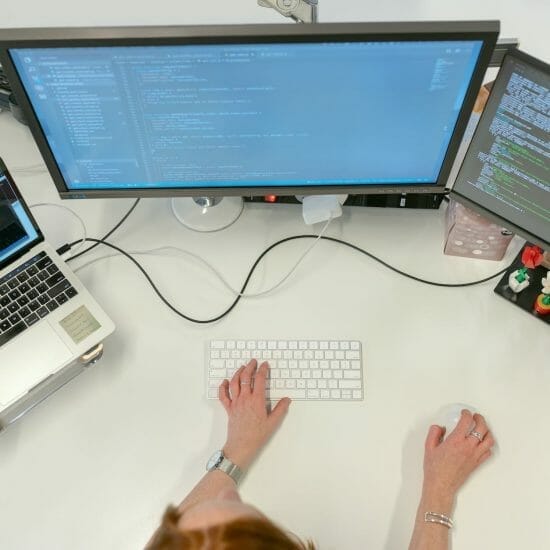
left=0, top=157, right=115, bottom=416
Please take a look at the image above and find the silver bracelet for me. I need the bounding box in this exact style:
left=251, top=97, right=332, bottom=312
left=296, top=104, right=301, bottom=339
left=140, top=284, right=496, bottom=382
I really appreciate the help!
left=424, top=511, right=453, bottom=529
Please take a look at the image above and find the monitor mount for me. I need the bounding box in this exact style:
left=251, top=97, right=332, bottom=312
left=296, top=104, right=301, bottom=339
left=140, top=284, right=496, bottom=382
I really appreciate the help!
left=170, top=196, right=244, bottom=233
left=258, top=0, right=318, bottom=23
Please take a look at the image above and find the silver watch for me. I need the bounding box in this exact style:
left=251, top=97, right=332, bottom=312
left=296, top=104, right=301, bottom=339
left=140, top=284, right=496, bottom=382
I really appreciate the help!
left=206, top=450, right=243, bottom=484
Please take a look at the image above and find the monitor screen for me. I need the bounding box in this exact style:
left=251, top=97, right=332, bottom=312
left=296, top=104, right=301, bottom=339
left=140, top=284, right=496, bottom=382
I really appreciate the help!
left=0, top=22, right=498, bottom=198
left=451, top=49, right=550, bottom=250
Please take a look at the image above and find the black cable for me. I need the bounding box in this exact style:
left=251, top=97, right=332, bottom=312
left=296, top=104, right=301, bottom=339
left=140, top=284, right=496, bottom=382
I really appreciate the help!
left=67, top=199, right=140, bottom=262
left=67, top=234, right=512, bottom=324
left=70, top=237, right=241, bottom=324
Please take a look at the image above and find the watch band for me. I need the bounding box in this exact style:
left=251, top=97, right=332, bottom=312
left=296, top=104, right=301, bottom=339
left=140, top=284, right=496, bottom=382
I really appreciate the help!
left=217, top=456, right=243, bottom=485
left=207, top=450, right=243, bottom=485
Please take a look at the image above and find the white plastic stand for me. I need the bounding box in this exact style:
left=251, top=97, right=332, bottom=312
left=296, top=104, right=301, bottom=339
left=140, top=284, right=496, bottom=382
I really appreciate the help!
left=170, top=196, right=244, bottom=232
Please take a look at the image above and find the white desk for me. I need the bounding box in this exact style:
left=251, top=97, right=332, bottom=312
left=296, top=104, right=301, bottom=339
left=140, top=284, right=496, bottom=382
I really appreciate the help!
left=0, top=105, right=548, bottom=550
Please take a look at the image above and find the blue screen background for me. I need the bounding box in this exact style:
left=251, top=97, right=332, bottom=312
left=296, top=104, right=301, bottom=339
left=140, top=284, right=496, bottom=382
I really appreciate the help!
left=10, top=40, right=482, bottom=190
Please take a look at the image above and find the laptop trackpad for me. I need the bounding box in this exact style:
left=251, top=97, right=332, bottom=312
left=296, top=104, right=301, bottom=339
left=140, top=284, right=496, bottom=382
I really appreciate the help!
left=0, top=322, right=73, bottom=407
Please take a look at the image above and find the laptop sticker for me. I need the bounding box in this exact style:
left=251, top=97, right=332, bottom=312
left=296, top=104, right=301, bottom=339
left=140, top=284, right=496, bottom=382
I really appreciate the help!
left=59, top=305, right=101, bottom=344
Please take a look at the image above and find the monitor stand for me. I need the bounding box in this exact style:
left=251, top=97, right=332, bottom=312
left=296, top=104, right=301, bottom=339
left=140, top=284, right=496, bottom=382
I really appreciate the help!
left=170, top=196, right=244, bottom=232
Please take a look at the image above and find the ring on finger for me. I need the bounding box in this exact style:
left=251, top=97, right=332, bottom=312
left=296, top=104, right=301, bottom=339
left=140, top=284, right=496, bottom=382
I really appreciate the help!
left=468, top=430, right=484, bottom=442
left=240, top=379, right=251, bottom=385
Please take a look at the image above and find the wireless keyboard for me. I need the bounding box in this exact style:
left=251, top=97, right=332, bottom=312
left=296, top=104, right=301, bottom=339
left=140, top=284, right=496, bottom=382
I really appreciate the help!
left=206, top=339, right=364, bottom=401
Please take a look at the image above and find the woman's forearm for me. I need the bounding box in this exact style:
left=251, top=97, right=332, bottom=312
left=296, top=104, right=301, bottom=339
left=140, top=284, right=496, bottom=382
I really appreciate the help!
left=408, top=489, right=455, bottom=550
left=176, top=469, right=237, bottom=515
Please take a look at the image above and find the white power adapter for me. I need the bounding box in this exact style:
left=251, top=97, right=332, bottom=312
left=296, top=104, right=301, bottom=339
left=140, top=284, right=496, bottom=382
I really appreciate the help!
left=300, top=194, right=347, bottom=225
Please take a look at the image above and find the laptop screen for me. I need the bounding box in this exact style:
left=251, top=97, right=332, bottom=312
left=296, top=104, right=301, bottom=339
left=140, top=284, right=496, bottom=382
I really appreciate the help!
left=0, top=167, right=42, bottom=267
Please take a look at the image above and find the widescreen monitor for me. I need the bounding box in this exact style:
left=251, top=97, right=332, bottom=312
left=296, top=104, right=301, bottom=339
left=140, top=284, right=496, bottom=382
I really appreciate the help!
left=0, top=21, right=499, bottom=199
left=451, top=49, right=549, bottom=250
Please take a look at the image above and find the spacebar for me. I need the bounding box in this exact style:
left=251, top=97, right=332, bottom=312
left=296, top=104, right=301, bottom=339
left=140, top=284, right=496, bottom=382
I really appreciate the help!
left=266, top=389, right=306, bottom=399
left=0, top=322, right=27, bottom=347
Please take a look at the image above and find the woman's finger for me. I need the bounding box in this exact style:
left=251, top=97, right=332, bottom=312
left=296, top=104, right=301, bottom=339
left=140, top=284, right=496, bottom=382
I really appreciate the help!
left=219, top=379, right=231, bottom=413
left=229, top=365, right=245, bottom=400
left=252, top=361, right=269, bottom=401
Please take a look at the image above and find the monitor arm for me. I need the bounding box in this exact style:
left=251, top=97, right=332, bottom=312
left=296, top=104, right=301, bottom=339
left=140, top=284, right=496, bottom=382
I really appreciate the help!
left=258, top=0, right=318, bottom=23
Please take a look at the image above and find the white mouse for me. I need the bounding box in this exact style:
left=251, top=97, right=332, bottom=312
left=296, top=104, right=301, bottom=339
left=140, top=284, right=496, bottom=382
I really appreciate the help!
left=436, top=403, right=478, bottom=436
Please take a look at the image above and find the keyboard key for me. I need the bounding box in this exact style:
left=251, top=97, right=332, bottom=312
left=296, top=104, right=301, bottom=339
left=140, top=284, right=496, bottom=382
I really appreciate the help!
left=344, top=371, right=361, bottom=379
left=267, top=389, right=306, bottom=399
left=65, top=286, right=78, bottom=298
left=37, top=306, right=49, bottom=318
left=0, top=321, right=26, bottom=346
left=8, top=313, right=21, bottom=325
left=7, top=278, right=19, bottom=290
left=48, top=279, right=71, bottom=299
left=37, top=282, right=49, bottom=294
left=0, top=284, right=9, bottom=296
left=46, top=271, right=65, bottom=288
left=19, top=282, right=30, bottom=294
left=0, top=296, right=9, bottom=307
left=19, top=306, right=31, bottom=318
left=56, top=294, right=69, bottom=305
left=46, top=300, right=59, bottom=312
left=24, top=313, right=39, bottom=327
left=339, top=380, right=362, bottom=389
left=36, top=256, right=52, bottom=270
left=27, top=288, right=39, bottom=300
left=208, top=369, right=227, bottom=380
left=8, top=289, right=21, bottom=301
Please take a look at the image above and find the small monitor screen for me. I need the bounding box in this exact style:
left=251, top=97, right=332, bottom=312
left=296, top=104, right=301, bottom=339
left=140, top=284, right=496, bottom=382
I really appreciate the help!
left=0, top=173, right=40, bottom=264
left=452, top=51, right=550, bottom=248
left=8, top=37, right=482, bottom=192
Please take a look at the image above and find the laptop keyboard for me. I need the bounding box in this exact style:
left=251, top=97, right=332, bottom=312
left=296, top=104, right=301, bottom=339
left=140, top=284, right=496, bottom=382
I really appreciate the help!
left=0, top=251, right=78, bottom=347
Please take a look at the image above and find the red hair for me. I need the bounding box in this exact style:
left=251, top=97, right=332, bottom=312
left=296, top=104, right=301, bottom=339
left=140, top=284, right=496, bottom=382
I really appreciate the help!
left=146, top=505, right=316, bottom=550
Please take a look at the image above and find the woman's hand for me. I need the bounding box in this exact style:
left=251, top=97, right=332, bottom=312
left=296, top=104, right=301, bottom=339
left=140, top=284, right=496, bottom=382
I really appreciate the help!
left=421, top=410, right=495, bottom=508
left=219, top=358, right=291, bottom=470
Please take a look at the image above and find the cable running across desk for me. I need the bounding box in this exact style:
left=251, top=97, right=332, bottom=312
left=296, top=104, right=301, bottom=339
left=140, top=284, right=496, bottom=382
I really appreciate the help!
left=66, top=234, right=511, bottom=325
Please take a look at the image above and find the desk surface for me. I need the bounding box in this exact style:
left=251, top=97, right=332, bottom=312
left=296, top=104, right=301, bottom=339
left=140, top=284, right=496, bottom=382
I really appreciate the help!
left=0, top=102, right=548, bottom=550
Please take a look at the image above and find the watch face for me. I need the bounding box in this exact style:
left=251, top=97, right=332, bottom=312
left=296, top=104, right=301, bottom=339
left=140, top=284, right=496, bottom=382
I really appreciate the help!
left=207, top=450, right=223, bottom=471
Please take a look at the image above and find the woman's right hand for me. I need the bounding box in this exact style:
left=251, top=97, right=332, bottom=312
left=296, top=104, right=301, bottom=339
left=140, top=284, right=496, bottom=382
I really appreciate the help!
left=421, top=410, right=495, bottom=505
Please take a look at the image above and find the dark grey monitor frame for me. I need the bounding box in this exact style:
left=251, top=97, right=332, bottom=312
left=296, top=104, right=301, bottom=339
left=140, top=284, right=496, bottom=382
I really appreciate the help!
left=0, top=20, right=499, bottom=199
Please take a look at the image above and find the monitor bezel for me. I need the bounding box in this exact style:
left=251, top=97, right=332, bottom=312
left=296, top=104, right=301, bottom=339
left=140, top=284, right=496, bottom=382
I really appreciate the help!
left=0, top=21, right=499, bottom=199
left=450, top=48, right=550, bottom=251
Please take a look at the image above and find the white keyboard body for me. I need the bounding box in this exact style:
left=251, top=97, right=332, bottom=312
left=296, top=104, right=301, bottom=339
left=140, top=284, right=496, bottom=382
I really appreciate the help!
left=207, top=339, right=364, bottom=401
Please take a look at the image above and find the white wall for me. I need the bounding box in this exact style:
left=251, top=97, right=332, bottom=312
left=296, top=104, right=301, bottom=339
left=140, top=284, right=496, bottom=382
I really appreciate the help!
left=3, top=0, right=550, bottom=62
